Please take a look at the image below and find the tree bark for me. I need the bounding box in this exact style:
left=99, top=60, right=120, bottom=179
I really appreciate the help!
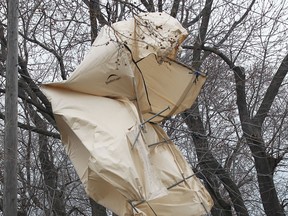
left=191, top=0, right=213, bottom=70
left=4, top=0, right=19, bottom=215
left=198, top=46, right=287, bottom=215
left=233, top=67, right=285, bottom=216
left=170, top=0, right=180, bottom=17
left=90, top=198, right=107, bottom=216
left=140, top=0, right=155, bottom=12
left=27, top=104, right=66, bottom=216
left=157, top=0, right=163, bottom=12
left=185, top=0, right=249, bottom=214
left=183, top=102, right=249, bottom=216
left=89, top=0, right=99, bottom=43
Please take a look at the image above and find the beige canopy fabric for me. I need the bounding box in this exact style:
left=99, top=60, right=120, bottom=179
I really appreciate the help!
left=44, top=12, right=206, bottom=123
left=42, top=12, right=213, bottom=215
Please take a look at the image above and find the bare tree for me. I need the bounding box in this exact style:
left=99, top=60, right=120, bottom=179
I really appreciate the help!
left=1, top=0, right=288, bottom=215
left=168, top=0, right=287, bottom=215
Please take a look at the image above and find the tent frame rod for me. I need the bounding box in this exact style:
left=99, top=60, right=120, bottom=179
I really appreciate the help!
left=167, top=173, right=196, bottom=190
left=132, top=106, right=170, bottom=149
left=148, top=139, right=169, bottom=147
left=132, top=173, right=196, bottom=207
left=142, top=106, right=170, bottom=124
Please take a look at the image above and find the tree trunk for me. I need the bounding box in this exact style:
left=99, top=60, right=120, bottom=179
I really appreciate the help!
left=4, top=0, right=19, bottom=215
left=247, top=132, right=284, bottom=216
left=38, top=131, right=66, bottom=216
left=233, top=66, right=285, bottom=216
left=183, top=102, right=249, bottom=216
left=90, top=198, right=107, bottom=216
left=185, top=0, right=248, bottom=214
left=27, top=104, right=66, bottom=216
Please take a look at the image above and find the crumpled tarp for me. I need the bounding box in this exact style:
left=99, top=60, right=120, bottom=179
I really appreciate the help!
left=42, top=12, right=213, bottom=216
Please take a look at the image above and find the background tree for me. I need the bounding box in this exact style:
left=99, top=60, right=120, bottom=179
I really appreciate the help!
left=0, top=0, right=288, bottom=215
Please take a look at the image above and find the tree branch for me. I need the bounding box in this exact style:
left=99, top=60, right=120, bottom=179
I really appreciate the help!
left=0, top=112, right=60, bottom=139
left=18, top=32, right=67, bottom=80
left=253, top=53, right=288, bottom=125
left=183, top=103, right=249, bottom=215
left=158, top=0, right=163, bottom=12
left=185, top=45, right=288, bottom=128
left=82, top=0, right=108, bottom=26
left=140, top=0, right=155, bottom=12
left=182, top=7, right=204, bottom=28
left=0, top=26, right=54, bottom=116
left=89, top=0, right=99, bottom=42
left=170, top=0, right=180, bottom=18
left=191, top=0, right=213, bottom=70
left=17, top=58, right=55, bottom=118
left=217, top=0, right=256, bottom=46
left=183, top=44, right=285, bottom=215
